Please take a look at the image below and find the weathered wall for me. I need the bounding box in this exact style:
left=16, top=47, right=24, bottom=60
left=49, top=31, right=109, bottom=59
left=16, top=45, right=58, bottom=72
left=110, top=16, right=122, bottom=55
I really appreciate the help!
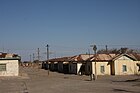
left=96, top=62, right=111, bottom=75
left=0, top=60, right=19, bottom=76
left=90, top=62, right=110, bottom=75
left=114, top=56, right=140, bottom=75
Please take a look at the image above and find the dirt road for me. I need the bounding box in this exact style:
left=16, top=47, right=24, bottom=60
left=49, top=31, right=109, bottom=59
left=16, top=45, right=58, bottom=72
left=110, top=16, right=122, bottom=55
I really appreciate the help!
left=0, top=67, right=140, bottom=93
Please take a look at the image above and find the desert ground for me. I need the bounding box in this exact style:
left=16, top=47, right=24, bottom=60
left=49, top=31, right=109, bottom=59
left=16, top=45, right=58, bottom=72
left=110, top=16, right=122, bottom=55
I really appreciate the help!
left=0, top=67, right=140, bottom=93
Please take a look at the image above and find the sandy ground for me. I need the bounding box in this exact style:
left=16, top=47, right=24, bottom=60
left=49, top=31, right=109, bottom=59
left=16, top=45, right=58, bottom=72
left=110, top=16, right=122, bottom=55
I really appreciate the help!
left=0, top=67, right=140, bottom=93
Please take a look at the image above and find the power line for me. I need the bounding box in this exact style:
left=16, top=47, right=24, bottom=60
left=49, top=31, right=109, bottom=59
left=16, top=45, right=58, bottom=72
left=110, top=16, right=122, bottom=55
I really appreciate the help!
left=0, top=44, right=140, bottom=52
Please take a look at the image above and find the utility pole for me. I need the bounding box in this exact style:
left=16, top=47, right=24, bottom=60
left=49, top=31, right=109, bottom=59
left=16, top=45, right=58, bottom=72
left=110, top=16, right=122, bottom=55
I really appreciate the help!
left=46, top=44, right=49, bottom=75
left=91, top=44, right=97, bottom=80
left=30, top=54, right=32, bottom=62
left=37, top=48, right=40, bottom=61
left=105, top=45, right=108, bottom=53
left=33, top=53, right=35, bottom=62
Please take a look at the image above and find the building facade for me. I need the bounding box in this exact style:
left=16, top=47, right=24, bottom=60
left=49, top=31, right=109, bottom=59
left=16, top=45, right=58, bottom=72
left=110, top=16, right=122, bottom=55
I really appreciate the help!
left=0, top=53, right=20, bottom=76
left=46, top=53, right=140, bottom=75
left=86, top=54, right=140, bottom=75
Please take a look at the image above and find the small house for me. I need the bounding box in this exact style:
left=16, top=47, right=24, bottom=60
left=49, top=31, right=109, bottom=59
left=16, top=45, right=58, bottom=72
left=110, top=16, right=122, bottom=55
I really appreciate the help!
left=86, top=53, right=140, bottom=75
left=0, top=53, right=21, bottom=76
left=49, top=57, right=70, bottom=74
left=69, top=54, right=93, bottom=75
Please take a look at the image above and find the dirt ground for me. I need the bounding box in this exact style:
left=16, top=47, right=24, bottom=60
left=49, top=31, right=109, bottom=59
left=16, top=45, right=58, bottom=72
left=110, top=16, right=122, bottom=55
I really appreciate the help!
left=0, top=67, right=140, bottom=93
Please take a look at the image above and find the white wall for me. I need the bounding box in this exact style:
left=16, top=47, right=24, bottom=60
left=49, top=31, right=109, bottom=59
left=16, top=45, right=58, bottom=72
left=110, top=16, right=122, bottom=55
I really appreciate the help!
left=87, top=61, right=111, bottom=75
left=0, top=60, right=19, bottom=76
left=77, top=63, right=82, bottom=74
left=114, top=56, right=140, bottom=75
left=96, top=62, right=111, bottom=75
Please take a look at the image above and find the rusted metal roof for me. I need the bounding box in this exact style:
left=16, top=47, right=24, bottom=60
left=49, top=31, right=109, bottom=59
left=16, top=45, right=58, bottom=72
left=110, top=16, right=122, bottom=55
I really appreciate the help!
left=0, top=53, right=21, bottom=60
left=77, top=54, right=94, bottom=61
left=112, top=53, right=137, bottom=61
left=48, top=54, right=94, bottom=62
left=47, top=53, right=140, bottom=63
left=0, top=53, right=7, bottom=58
left=48, top=56, right=74, bottom=62
left=89, top=54, right=116, bottom=61
left=130, top=53, right=140, bottom=61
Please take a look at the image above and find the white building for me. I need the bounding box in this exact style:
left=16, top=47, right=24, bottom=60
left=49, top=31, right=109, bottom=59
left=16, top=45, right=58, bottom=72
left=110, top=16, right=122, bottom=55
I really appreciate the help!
left=86, top=53, right=140, bottom=75
left=0, top=53, right=20, bottom=76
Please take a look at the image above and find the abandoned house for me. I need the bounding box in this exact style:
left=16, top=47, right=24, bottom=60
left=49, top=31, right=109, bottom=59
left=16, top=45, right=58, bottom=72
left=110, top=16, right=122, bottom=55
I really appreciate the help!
left=0, top=53, right=21, bottom=76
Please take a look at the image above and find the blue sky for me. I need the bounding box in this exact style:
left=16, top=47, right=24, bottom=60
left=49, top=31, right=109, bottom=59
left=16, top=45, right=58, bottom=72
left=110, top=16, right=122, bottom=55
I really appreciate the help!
left=0, top=0, right=140, bottom=61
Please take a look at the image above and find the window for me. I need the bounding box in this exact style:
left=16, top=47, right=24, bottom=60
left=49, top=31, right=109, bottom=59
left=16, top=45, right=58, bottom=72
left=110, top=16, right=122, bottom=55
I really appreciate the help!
left=100, top=66, right=105, bottom=73
left=123, top=65, right=127, bottom=72
left=0, top=64, right=6, bottom=71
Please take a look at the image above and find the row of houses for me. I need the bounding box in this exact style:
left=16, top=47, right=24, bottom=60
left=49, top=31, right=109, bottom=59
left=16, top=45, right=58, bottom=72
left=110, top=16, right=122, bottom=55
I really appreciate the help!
left=43, top=53, right=140, bottom=75
left=1, top=52, right=139, bottom=76
left=0, top=53, right=21, bottom=76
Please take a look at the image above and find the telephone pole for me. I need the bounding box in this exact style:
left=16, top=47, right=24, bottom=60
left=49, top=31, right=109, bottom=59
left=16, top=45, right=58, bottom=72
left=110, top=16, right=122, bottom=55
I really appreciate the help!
left=93, top=45, right=97, bottom=80
left=46, top=44, right=49, bottom=75
left=33, top=53, right=35, bottom=62
left=90, top=44, right=97, bottom=80
left=30, top=54, right=32, bottom=62
left=106, top=45, right=108, bottom=53
left=37, top=48, right=40, bottom=61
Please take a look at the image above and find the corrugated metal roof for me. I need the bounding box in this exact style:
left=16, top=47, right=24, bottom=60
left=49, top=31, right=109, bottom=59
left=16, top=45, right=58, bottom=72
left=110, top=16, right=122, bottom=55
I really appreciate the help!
left=112, top=53, right=137, bottom=61
left=89, top=54, right=116, bottom=61
left=48, top=53, right=140, bottom=62
left=130, top=53, right=140, bottom=61
left=48, top=56, right=74, bottom=62
left=78, top=54, right=94, bottom=61
left=0, top=53, right=20, bottom=60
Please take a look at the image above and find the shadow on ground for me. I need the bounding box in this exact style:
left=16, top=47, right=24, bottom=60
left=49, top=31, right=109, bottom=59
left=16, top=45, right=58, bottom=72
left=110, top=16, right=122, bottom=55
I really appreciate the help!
left=113, top=88, right=138, bottom=93
left=112, top=78, right=140, bottom=82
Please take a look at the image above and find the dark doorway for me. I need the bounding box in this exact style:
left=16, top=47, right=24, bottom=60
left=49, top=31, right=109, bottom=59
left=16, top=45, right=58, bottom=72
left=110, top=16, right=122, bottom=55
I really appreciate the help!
left=110, top=62, right=115, bottom=75
left=79, top=64, right=86, bottom=75
left=63, top=64, right=69, bottom=74
left=54, top=64, right=58, bottom=71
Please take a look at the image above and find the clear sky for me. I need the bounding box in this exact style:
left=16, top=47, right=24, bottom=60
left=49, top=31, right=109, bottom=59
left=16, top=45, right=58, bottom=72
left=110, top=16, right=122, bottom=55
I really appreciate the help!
left=0, top=0, right=140, bottom=61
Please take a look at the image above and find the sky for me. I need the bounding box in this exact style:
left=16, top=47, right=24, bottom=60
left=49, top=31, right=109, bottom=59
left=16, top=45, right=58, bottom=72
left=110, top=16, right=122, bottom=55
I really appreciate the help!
left=0, top=0, right=140, bottom=61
